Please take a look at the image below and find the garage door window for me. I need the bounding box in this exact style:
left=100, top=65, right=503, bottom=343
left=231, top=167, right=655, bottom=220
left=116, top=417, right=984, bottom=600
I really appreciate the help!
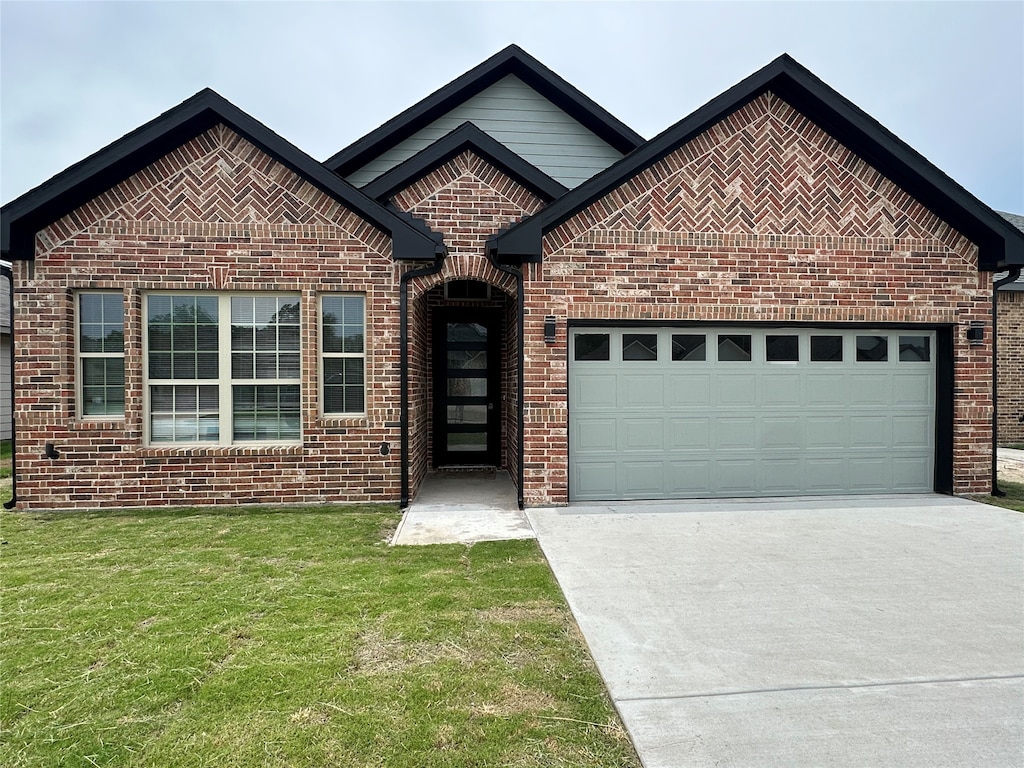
left=899, top=336, right=930, bottom=362
left=766, top=335, right=799, bottom=362
left=811, top=335, right=843, bottom=362
left=623, top=334, right=657, bottom=361
left=575, top=333, right=610, bottom=361
left=857, top=335, right=888, bottom=362
left=672, top=334, right=706, bottom=361
left=718, top=334, right=751, bottom=361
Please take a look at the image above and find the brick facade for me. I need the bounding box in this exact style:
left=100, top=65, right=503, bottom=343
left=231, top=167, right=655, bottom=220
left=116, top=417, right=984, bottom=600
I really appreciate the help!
left=520, top=93, right=992, bottom=505
left=14, top=127, right=406, bottom=509
left=6, top=58, right=1015, bottom=512
left=997, top=291, right=1024, bottom=444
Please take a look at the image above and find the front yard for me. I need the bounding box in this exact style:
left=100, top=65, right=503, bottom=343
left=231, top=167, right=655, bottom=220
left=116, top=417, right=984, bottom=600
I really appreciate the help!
left=0, top=506, right=639, bottom=767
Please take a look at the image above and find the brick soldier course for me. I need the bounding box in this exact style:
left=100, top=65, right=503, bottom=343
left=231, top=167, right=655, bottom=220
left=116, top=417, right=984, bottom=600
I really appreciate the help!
left=2, top=47, right=1022, bottom=510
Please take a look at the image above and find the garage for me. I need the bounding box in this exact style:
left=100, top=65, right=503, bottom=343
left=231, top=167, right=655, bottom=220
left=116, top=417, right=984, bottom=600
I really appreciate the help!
left=569, top=327, right=938, bottom=501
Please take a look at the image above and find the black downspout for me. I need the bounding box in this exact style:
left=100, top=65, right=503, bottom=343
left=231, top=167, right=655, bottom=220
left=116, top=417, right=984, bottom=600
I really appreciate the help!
left=486, top=253, right=525, bottom=510
left=992, top=266, right=1022, bottom=497
left=2, top=264, right=14, bottom=509
left=399, top=256, right=445, bottom=508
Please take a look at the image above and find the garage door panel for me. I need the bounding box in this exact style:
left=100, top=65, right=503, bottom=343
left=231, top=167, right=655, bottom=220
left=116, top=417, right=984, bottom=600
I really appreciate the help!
left=569, top=327, right=935, bottom=500
left=850, top=416, right=890, bottom=448
left=622, top=461, right=664, bottom=497
left=623, top=418, right=664, bottom=451
left=575, top=374, right=617, bottom=408
left=622, top=374, right=664, bottom=408
left=714, top=459, right=758, bottom=494
left=805, top=374, right=847, bottom=406
left=668, top=374, right=711, bottom=407
left=669, top=417, right=711, bottom=450
left=716, top=374, right=758, bottom=407
left=716, top=417, right=757, bottom=450
left=894, top=373, right=933, bottom=405
left=849, top=458, right=893, bottom=492
left=806, top=416, right=847, bottom=449
left=761, top=458, right=802, bottom=494
left=850, top=374, right=891, bottom=405
left=893, top=415, right=931, bottom=448
left=762, top=417, right=803, bottom=450
left=805, top=458, right=848, bottom=492
left=573, top=417, right=617, bottom=453
left=763, top=375, right=802, bottom=407
left=667, top=461, right=711, bottom=494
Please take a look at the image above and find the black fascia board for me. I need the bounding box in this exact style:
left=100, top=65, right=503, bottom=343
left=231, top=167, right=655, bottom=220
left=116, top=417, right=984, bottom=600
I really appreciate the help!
left=492, top=53, right=1024, bottom=269
left=1, top=89, right=442, bottom=262
left=324, top=44, right=645, bottom=178
left=362, top=122, right=568, bottom=204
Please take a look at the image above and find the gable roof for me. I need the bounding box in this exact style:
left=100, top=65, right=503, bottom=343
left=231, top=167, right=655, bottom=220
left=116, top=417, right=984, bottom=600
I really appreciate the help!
left=324, top=44, right=644, bottom=179
left=491, top=54, right=1024, bottom=271
left=1, top=89, right=444, bottom=262
left=361, top=122, right=568, bottom=204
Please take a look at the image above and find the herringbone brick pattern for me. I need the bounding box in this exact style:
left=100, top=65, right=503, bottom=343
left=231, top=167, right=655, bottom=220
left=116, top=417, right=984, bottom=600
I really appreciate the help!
left=40, top=125, right=389, bottom=257
left=548, top=93, right=970, bottom=259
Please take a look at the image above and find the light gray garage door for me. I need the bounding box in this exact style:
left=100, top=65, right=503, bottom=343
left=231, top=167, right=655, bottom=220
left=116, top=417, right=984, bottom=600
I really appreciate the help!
left=569, top=327, right=935, bottom=500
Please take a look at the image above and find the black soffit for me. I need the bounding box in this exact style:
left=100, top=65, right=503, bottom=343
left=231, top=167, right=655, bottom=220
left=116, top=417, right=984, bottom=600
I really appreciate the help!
left=491, top=54, right=1024, bottom=270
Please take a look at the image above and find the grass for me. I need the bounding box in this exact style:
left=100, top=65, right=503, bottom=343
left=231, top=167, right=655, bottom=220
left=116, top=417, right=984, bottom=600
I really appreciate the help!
left=0, top=506, right=640, bottom=768
left=1, top=440, right=10, bottom=479
left=975, top=479, right=1024, bottom=513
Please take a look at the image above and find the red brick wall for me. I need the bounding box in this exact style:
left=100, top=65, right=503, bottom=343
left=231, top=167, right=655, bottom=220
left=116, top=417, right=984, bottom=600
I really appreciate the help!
left=14, top=126, right=405, bottom=510
left=522, top=93, right=993, bottom=505
left=390, top=150, right=541, bottom=486
left=997, top=291, right=1024, bottom=444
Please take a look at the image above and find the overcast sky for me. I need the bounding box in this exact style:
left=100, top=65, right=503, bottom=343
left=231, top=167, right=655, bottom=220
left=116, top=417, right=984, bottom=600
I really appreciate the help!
left=2, top=1, right=1022, bottom=213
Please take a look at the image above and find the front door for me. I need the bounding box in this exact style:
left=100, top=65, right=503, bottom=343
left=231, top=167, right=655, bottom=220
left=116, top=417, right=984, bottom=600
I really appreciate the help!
left=434, top=309, right=501, bottom=466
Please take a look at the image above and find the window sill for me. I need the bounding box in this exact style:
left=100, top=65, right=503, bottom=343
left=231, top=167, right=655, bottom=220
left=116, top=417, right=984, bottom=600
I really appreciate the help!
left=138, top=444, right=305, bottom=458
left=71, top=419, right=127, bottom=431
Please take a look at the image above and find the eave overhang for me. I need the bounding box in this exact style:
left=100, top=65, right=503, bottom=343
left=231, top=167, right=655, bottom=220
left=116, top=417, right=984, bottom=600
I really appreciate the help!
left=362, top=122, right=568, bottom=204
left=1, top=89, right=444, bottom=262
left=491, top=54, right=1024, bottom=270
left=324, top=44, right=644, bottom=179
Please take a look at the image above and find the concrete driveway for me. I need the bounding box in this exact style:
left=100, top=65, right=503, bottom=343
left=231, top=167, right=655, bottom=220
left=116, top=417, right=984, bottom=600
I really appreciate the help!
left=527, top=495, right=1024, bottom=767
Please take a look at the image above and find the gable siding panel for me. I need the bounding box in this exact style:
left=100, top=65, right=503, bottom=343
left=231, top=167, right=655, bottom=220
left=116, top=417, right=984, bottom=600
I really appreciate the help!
left=346, top=75, right=626, bottom=190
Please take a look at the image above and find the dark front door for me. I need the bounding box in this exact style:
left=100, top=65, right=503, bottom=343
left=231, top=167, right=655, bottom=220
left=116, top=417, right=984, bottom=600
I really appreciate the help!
left=434, top=309, right=500, bottom=466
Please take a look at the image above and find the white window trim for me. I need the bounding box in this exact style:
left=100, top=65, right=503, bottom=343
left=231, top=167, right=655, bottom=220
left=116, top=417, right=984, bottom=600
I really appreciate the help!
left=142, top=292, right=302, bottom=447
left=319, top=293, right=367, bottom=418
left=76, top=290, right=125, bottom=420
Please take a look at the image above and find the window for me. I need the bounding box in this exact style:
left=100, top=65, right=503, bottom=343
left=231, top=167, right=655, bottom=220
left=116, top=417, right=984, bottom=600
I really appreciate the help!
left=856, top=335, right=888, bottom=362
left=574, top=333, right=610, bottom=361
left=811, top=335, right=843, bottom=362
left=718, top=334, right=752, bottom=361
left=321, top=295, right=365, bottom=414
left=898, top=335, right=930, bottom=362
left=78, top=292, right=125, bottom=417
left=622, top=333, right=657, bottom=361
left=145, top=293, right=301, bottom=444
left=766, top=335, right=799, bottom=362
left=672, top=334, right=706, bottom=361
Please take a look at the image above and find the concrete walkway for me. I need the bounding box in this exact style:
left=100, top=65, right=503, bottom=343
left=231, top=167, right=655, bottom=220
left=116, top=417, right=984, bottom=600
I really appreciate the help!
left=528, top=495, right=1024, bottom=767
left=392, top=470, right=534, bottom=545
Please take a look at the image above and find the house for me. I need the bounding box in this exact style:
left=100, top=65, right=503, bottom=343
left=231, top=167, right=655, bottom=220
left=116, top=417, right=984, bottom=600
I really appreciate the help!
left=997, top=212, right=1024, bottom=445
left=2, top=46, right=1022, bottom=511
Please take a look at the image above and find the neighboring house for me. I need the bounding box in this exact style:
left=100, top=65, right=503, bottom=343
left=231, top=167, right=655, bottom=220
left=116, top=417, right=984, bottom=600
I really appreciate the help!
left=997, top=212, right=1024, bottom=445
left=0, top=261, right=10, bottom=441
left=1, top=46, right=1022, bottom=511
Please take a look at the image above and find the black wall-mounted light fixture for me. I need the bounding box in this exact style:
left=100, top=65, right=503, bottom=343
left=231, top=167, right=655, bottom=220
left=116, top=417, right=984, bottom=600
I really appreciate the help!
left=544, top=316, right=557, bottom=344
left=967, top=323, right=985, bottom=346
left=44, top=442, right=60, bottom=460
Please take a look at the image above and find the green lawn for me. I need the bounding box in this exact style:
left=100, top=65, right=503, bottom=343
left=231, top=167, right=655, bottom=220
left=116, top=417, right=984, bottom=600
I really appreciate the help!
left=976, top=479, right=1024, bottom=513
left=0, top=506, right=639, bottom=768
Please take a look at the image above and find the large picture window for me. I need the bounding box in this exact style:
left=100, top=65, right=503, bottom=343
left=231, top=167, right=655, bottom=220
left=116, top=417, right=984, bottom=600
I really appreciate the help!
left=145, top=293, right=300, bottom=444
left=77, top=292, right=125, bottom=417
left=320, top=295, right=365, bottom=415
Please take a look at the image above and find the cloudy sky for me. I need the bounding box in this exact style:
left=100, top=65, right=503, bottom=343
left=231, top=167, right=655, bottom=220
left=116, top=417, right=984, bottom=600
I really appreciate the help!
left=2, top=1, right=1022, bottom=213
